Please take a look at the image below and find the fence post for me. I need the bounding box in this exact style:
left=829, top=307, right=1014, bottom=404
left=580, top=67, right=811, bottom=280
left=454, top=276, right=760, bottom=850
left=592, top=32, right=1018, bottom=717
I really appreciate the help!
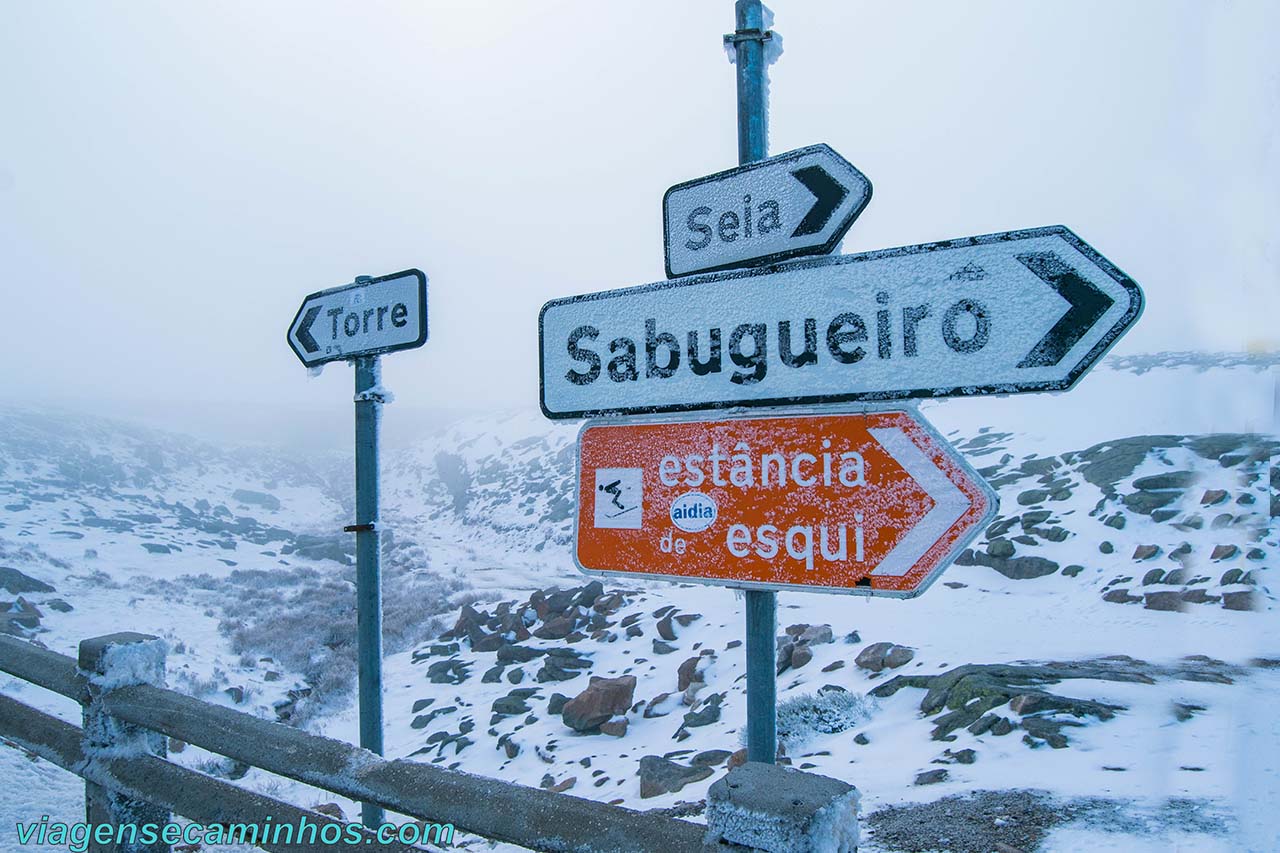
left=704, top=762, right=860, bottom=852
left=79, top=632, right=171, bottom=853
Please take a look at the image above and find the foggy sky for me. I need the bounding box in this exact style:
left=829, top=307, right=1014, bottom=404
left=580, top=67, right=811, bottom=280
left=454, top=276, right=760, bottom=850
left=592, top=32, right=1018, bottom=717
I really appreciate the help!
left=2, top=1, right=1277, bottom=448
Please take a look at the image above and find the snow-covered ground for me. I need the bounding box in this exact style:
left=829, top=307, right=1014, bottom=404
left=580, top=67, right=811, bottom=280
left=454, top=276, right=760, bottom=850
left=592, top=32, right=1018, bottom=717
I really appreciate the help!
left=1, top=353, right=1276, bottom=852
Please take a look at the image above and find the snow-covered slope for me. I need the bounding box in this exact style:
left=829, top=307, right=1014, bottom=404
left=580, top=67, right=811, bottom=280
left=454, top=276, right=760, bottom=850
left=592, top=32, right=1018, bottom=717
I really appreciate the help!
left=1, top=353, right=1276, bottom=851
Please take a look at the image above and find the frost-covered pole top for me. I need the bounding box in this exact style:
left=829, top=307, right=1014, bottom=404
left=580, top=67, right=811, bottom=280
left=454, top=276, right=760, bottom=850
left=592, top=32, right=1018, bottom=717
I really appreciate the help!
left=725, top=1, right=783, bottom=164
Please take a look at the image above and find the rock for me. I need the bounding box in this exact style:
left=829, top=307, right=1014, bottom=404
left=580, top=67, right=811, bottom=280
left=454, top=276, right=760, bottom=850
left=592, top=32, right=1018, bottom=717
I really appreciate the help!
left=169, top=738, right=186, bottom=753
left=1220, top=568, right=1244, bottom=585
left=1102, top=588, right=1141, bottom=604
left=1105, top=513, right=1127, bottom=530
left=223, top=686, right=245, bottom=704
left=593, top=592, right=624, bottom=613
left=644, top=692, right=678, bottom=718
left=798, top=624, right=834, bottom=645
left=775, top=640, right=795, bottom=674
left=987, top=538, right=1015, bottom=558
left=1017, top=489, right=1049, bottom=506
left=572, top=580, right=605, bottom=608
left=1141, top=569, right=1165, bottom=586
left=0, top=567, right=55, bottom=594
left=855, top=641, right=895, bottom=672
left=561, top=675, right=636, bottom=732
left=1099, top=541, right=1115, bottom=554
left=976, top=553, right=1060, bottom=580
left=1132, top=545, right=1161, bottom=560
left=1200, top=489, right=1228, bottom=506
left=481, top=665, right=505, bottom=683
left=854, top=732, right=870, bottom=746
left=1163, top=568, right=1189, bottom=585
left=492, top=695, right=532, bottom=717
left=427, top=659, right=470, bottom=685
left=652, top=639, right=677, bottom=655
left=1210, top=544, right=1239, bottom=561
left=821, top=660, right=846, bottom=673
left=1172, top=702, right=1205, bottom=722
left=943, top=748, right=976, bottom=764
left=599, top=718, right=629, bottom=737
left=656, top=613, right=679, bottom=641
left=681, top=693, right=724, bottom=728
left=790, top=644, right=814, bottom=669
left=677, top=657, right=703, bottom=692
left=1222, top=591, right=1259, bottom=612
left=727, top=748, right=749, bottom=770
left=914, top=769, right=948, bottom=785
left=856, top=641, right=913, bottom=672
left=1246, top=548, right=1265, bottom=561
left=692, top=749, right=733, bottom=767
left=1144, top=592, right=1185, bottom=612
left=883, top=645, right=915, bottom=669
left=1180, top=589, right=1220, bottom=605
left=547, top=693, right=569, bottom=715
left=534, top=614, right=578, bottom=640
left=497, top=643, right=543, bottom=664
left=1021, top=716, right=1082, bottom=749
left=1061, top=565, right=1084, bottom=577
left=990, top=717, right=1015, bottom=736
left=638, top=755, right=713, bottom=798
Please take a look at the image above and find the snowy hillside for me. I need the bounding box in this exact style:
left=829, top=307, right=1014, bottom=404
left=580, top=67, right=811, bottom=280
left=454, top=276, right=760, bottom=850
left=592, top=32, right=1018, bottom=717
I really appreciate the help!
left=1, top=353, right=1276, bottom=852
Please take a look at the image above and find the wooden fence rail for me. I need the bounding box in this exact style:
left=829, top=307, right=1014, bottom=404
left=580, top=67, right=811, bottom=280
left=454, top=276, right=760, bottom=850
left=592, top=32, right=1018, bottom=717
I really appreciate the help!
left=0, top=632, right=860, bottom=853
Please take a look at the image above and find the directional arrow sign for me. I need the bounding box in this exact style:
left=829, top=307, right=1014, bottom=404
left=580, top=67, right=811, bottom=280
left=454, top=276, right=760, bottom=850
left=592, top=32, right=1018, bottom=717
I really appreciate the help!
left=574, top=410, right=996, bottom=597
left=287, top=269, right=427, bottom=367
left=663, top=144, right=872, bottom=278
left=539, top=226, right=1142, bottom=419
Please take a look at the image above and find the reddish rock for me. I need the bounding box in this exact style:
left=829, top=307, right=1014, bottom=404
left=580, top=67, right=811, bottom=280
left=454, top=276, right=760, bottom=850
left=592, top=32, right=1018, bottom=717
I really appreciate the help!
left=1200, top=489, right=1228, bottom=506
left=599, top=719, right=629, bottom=737
left=1210, top=544, right=1239, bottom=561
left=561, top=675, right=637, bottom=732
left=1222, top=591, right=1259, bottom=612
left=677, top=656, right=702, bottom=691
left=790, top=644, right=814, bottom=669
left=1132, top=545, right=1161, bottom=561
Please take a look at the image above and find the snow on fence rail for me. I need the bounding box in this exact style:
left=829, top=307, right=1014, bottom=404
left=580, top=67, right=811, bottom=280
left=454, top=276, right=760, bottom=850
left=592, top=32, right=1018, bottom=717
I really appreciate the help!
left=0, top=633, right=860, bottom=853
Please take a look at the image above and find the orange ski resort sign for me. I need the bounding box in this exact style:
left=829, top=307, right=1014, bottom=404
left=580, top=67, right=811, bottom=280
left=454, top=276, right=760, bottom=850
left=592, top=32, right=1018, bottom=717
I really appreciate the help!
left=575, top=411, right=997, bottom=596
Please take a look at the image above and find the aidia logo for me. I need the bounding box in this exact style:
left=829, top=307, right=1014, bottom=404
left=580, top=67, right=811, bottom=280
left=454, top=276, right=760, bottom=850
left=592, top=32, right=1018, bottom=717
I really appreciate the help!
left=669, top=491, right=718, bottom=533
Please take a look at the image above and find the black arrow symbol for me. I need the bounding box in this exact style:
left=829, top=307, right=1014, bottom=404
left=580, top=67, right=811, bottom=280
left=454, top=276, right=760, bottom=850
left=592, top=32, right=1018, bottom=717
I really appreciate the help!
left=790, top=165, right=848, bottom=238
left=1015, top=252, right=1113, bottom=368
left=295, top=305, right=322, bottom=354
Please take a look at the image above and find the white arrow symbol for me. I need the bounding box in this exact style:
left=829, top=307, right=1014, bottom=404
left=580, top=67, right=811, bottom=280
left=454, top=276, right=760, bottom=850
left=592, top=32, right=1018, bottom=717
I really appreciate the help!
left=867, top=427, right=971, bottom=577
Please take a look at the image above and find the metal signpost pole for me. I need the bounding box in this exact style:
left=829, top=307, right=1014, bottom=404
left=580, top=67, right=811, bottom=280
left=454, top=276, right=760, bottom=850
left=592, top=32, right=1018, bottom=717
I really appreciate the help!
left=353, top=352, right=385, bottom=827
left=730, top=0, right=777, bottom=766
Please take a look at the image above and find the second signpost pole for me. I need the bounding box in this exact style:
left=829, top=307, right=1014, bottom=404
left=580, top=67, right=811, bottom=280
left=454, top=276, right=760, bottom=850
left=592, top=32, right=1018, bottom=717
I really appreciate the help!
left=729, top=0, right=777, bottom=765
left=354, top=352, right=386, bottom=826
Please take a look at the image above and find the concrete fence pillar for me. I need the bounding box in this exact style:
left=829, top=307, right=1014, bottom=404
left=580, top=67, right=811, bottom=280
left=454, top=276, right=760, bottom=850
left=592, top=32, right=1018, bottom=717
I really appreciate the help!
left=704, top=762, right=860, bottom=852
left=79, top=632, right=171, bottom=853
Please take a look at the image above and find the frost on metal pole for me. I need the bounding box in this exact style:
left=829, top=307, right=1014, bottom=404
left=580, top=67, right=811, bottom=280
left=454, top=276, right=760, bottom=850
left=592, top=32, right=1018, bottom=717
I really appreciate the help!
left=352, top=351, right=385, bottom=828
left=727, top=0, right=778, bottom=766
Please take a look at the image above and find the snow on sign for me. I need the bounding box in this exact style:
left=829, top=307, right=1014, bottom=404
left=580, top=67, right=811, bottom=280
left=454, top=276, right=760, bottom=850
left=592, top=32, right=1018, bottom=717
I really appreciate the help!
left=574, top=410, right=996, bottom=597
left=287, top=270, right=428, bottom=367
left=539, top=226, right=1143, bottom=419
left=663, top=144, right=872, bottom=277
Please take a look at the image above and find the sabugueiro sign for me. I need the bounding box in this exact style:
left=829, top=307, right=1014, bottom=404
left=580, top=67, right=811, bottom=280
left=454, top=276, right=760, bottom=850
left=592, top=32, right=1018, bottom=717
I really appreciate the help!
left=574, top=410, right=997, bottom=597
left=539, top=226, right=1142, bottom=419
